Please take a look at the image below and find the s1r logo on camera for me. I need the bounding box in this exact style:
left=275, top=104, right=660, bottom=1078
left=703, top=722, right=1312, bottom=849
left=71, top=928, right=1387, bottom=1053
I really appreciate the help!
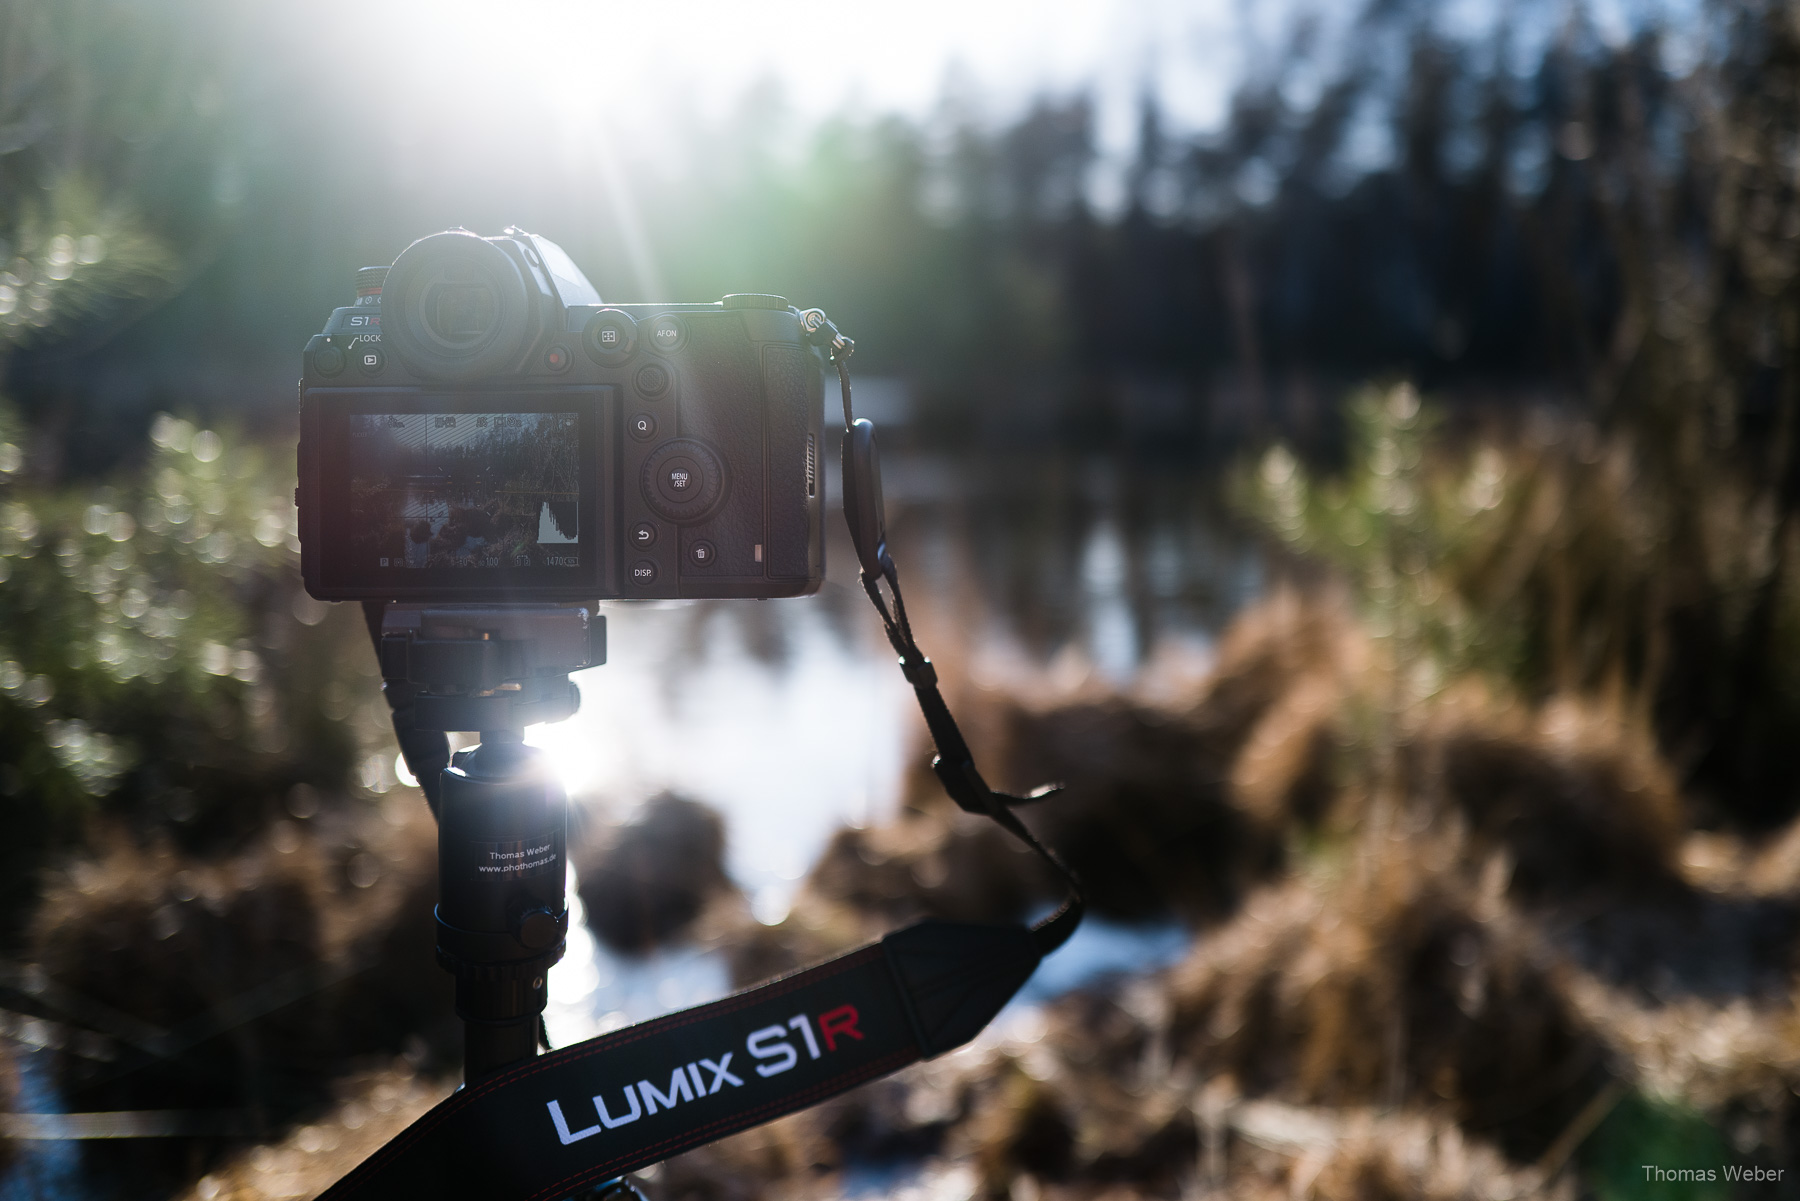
left=543, top=1006, right=862, bottom=1148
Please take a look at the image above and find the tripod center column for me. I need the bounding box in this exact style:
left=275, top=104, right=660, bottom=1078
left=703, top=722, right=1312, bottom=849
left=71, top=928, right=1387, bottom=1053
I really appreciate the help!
left=435, top=737, right=570, bottom=1080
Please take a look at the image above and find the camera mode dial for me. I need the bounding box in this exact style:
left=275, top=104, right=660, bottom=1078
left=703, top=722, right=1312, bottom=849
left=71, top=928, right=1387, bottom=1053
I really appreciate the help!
left=640, top=438, right=727, bottom=525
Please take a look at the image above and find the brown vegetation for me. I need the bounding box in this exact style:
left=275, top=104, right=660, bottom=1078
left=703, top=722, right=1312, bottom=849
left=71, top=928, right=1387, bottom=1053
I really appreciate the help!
left=27, top=580, right=1800, bottom=1200
left=23, top=794, right=450, bottom=1192
left=575, top=792, right=738, bottom=954
left=686, top=585, right=1800, bottom=1200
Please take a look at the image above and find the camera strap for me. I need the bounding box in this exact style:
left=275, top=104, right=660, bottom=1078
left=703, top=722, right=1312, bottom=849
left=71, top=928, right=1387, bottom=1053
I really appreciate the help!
left=330, top=321, right=1081, bottom=1201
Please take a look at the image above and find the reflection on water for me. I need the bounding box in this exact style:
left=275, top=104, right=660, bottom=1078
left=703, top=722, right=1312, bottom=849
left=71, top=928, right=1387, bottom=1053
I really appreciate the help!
left=1011, top=915, right=1192, bottom=1005
left=541, top=455, right=1255, bottom=1043
left=0, top=457, right=1250, bottom=1196
left=529, top=594, right=912, bottom=926
left=545, top=867, right=733, bottom=1048
left=547, top=868, right=1192, bottom=1053
left=530, top=455, right=1257, bottom=919
left=0, top=1048, right=81, bottom=1201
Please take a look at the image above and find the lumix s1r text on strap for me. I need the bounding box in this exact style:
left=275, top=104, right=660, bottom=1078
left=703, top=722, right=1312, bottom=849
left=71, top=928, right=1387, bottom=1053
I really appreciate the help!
left=319, top=921, right=1040, bottom=1201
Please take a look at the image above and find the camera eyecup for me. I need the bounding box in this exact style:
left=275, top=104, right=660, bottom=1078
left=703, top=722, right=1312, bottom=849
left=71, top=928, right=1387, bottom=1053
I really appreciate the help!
left=382, top=231, right=532, bottom=382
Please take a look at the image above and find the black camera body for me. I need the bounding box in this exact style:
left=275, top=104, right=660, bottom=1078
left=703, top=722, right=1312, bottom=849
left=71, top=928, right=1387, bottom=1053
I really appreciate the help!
left=297, top=229, right=826, bottom=602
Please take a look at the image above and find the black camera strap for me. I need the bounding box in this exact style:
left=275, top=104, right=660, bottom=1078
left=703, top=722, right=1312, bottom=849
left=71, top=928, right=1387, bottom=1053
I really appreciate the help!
left=328, top=321, right=1081, bottom=1201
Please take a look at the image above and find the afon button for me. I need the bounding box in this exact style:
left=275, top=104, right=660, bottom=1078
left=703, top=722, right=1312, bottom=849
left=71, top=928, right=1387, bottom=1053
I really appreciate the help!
left=645, top=315, right=686, bottom=354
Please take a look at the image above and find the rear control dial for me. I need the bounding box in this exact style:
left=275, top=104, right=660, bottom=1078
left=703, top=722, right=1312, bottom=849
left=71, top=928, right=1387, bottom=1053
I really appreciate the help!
left=640, top=438, right=727, bottom=525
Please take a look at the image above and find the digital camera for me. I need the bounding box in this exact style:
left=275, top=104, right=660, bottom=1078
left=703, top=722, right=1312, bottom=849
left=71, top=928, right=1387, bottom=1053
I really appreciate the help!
left=296, top=229, right=827, bottom=602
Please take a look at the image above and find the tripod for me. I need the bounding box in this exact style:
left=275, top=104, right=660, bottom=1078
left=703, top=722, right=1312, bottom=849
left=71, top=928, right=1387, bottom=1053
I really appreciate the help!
left=369, top=604, right=657, bottom=1201
left=374, top=604, right=597, bottom=1079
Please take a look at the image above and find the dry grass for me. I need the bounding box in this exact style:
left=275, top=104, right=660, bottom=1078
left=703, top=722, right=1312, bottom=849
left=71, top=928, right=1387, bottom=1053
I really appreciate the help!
left=1166, top=845, right=1609, bottom=1162
left=695, top=585, right=1800, bottom=1201
left=574, top=792, right=738, bottom=954
left=18, top=796, right=452, bottom=1194
left=1409, top=687, right=1687, bottom=902
left=21, top=587, right=1800, bottom=1199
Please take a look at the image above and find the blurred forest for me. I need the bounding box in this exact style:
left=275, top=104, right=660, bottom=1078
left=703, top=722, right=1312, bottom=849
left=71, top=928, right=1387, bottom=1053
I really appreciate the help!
left=7, top=0, right=1800, bottom=1198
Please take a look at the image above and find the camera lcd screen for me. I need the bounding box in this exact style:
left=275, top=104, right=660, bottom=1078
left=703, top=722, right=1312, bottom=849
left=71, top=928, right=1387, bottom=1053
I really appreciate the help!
left=305, top=386, right=611, bottom=600
left=344, top=411, right=583, bottom=572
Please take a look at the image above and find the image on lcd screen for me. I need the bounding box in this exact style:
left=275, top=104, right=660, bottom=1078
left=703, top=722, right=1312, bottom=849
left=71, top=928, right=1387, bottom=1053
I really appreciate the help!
left=345, top=412, right=580, bottom=570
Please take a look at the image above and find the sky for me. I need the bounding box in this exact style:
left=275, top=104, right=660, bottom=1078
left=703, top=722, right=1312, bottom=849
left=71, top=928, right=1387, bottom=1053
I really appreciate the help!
left=292, top=0, right=1703, bottom=206
left=302, top=0, right=1247, bottom=167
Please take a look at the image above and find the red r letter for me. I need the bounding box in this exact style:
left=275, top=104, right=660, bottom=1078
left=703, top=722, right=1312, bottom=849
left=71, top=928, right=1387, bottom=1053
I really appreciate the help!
left=818, top=1005, right=863, bottom=1051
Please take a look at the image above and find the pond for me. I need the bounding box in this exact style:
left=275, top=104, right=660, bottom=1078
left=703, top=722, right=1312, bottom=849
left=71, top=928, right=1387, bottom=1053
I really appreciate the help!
left=2, top=451, right=1262, bottom=1197
left=532, top=451, right=1262, bottom=1045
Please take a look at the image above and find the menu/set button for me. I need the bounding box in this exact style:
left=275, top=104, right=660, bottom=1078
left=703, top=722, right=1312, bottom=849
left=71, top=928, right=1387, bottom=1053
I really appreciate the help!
left=629, top=560, right=657, bottom=586
left=657, top=456, right=701, bottom=504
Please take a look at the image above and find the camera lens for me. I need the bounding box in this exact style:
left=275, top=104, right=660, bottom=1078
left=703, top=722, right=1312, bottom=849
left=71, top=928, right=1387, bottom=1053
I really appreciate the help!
left=383, top=232, right=532, bottom=382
